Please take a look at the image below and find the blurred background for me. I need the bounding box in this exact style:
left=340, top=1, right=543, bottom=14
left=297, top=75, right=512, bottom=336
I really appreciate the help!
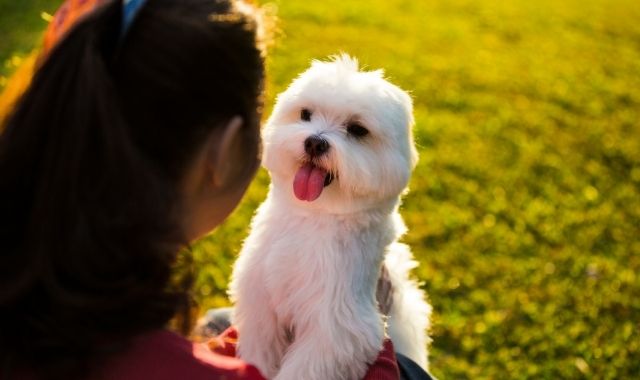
left=1, top=0, right=639, bottom=378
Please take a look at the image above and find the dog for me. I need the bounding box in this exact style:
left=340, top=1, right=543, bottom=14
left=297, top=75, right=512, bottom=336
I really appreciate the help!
left=229, top=54, right=431, bottom=380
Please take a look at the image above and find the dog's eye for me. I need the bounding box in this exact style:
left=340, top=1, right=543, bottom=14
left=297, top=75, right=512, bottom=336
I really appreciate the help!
left=347, top=122, right=369, bottom=138
left=301, top=108, right=312, bottom=122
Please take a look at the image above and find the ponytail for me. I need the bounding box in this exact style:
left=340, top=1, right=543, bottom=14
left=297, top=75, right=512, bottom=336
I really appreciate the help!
left=0, top=2, right=187, bottom=378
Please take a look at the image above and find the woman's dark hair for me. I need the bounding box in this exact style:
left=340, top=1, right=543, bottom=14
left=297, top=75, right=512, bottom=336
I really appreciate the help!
left=0, top=0, right=265, bottom=378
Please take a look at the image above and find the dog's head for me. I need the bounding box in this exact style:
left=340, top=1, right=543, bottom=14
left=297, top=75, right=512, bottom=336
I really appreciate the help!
left=262, top=55, right=417, bottom=213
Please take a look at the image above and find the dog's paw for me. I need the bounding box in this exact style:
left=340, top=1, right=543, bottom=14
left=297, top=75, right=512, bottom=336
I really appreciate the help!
left=273, top=334, right=378, bottom=380
left=274, top=355, right=370, bottom=380
left=238, top=346, right=281, bottom=379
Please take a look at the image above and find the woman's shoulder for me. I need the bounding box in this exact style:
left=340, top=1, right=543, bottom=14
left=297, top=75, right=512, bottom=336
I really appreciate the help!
left=100, top=329, right=264, bottom=380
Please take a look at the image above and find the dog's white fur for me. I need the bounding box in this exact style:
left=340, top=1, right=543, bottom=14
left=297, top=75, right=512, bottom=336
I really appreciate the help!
left=229, top=55, right=431, bottom=380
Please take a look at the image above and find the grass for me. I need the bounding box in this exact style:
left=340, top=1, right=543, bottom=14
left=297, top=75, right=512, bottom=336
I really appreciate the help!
left=2, top=0, right=639, bottom=378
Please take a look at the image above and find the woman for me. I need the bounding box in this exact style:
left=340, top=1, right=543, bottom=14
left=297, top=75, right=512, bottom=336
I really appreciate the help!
left=0, top=0, right=400, bottom=379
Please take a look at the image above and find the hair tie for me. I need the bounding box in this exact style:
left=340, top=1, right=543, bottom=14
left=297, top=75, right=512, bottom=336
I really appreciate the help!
left=120, top=0, right=149, bottom=38
left=42, top=0, right=150, bottom=58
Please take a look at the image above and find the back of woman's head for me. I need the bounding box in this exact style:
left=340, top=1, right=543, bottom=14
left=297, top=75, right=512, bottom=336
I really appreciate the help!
left=0, top=0, right=266, bottom=378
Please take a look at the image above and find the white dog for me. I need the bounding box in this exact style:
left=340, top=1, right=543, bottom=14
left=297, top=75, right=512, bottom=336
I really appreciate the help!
left=229, top=55, right=431, bottom=380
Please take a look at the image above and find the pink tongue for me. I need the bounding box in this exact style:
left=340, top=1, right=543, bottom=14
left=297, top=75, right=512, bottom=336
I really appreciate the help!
left=293, top=163, right=327, bottom=201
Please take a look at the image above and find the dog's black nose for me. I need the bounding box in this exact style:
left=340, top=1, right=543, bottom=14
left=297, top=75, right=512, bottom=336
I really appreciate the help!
left=304, top=135, right=330, bottom=157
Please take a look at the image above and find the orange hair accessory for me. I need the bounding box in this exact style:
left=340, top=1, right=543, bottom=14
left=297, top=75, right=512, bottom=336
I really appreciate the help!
left=42, top=0, right=108, bottom=58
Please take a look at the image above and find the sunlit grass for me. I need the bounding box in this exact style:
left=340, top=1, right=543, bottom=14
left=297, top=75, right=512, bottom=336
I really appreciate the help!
left=2, top=0, right=639, bottom=378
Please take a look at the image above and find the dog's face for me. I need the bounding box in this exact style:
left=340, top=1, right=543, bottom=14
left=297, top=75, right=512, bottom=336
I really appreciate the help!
left=262, top=55, right=417, bottom=213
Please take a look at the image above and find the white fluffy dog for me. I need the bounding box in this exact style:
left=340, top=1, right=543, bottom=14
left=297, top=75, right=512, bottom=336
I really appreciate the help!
left=229, top=55, right=431, bottom=380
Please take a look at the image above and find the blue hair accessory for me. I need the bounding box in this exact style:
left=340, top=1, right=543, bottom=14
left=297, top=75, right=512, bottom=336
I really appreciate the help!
left=120, top=0, right=149, bottom=38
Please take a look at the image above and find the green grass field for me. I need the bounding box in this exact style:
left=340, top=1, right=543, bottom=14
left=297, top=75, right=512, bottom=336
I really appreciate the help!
left=2, top=0, right=639, bottom=378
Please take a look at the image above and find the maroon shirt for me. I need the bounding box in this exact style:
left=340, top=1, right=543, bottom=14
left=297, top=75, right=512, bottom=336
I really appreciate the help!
left=98, top=329, right=263, bottom=379
left=15, top=327, right=400, bottom=379
left=101, top=327, right=400, bottom=380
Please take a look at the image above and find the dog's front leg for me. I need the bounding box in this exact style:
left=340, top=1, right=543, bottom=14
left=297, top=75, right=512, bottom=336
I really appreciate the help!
left=273, top=301, right=383, bottom=380
left=233, top=284, right=287, bottom=378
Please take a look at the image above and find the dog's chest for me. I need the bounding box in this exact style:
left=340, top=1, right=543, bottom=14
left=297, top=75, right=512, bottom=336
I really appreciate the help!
left=254, top=211, right=387, bottom=315
left=262, top=217, right=343, bottom=296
